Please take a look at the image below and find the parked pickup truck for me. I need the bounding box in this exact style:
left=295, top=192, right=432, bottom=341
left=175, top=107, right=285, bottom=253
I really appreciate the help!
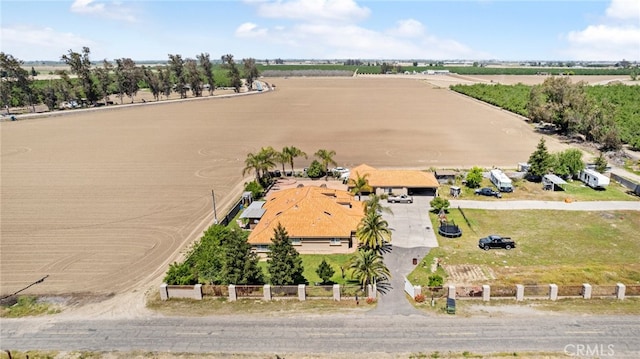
left=478, top=234, right=515, bottom=250
left=387, top=194, right=413, bottom=203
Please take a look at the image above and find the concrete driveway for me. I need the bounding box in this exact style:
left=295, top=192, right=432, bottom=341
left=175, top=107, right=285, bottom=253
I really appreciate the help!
left=382, top=195, right=439, bottom=248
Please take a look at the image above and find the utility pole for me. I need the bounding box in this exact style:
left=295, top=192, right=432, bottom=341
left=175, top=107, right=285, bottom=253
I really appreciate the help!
left=212, top=189, right=218, bottom=224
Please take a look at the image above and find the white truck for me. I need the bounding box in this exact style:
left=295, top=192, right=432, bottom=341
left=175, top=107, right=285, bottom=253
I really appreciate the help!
left=579, top=169, right=610, bottom=189
left=387, top=194, right=413, bottom=203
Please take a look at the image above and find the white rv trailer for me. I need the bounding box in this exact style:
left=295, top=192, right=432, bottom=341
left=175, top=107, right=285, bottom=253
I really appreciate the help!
left=489, top=169, right=513, bottom=192
left=579, top=169, right=610, bottom=189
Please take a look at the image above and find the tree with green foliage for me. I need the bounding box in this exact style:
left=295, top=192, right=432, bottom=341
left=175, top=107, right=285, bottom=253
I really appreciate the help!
left=184, top=58, right=203, bottom=97
left=197, top=52, right=215, bottom=95
left=349, top=249, right=390, bottom=290
left=316, top=259, right=335, bottom=284
left=61, top=47, right=98, bottom=103
left=267, top=223, right=306, bottom=285
left=221, top=54, right=242, bottom=93
left=306, top=159, right=324, bottom=179
left=114, top=58, right=141, bottom=103
left=527, top=138, right=552, bottom=180
left=244, top=180, right=263, bottom=200
left=356, top=210, right=392, bottom=254
left=465, top=166, right=483, bottom=188
left=363, top=194, right=392, bottom=216
left=94, top=59, right=113, bottom=105
left=314, top=149, right=337, bottom=180
left=243, top=147, right=277, bottom=185
left=189, top=225, right=227, bottom=284
left=222, top=229, right=264, bottom=285
left=348, top=171, right=370, bottom=200
left=168, top=53, right=187, bottom=98
left=429, top=197, right=450, bottom=212
left=164, top=261, right=196, bottom=285
left=594, top=152, right=608, bottom=173
left=552, top=148, right=585, bottom=178
left=142, top=65, right=162, bottom=101
left=0, top=52, right=33, bottom=110
left=243, top=58, right=260, bottom=90
left=281, top=146, right=307, bottom=175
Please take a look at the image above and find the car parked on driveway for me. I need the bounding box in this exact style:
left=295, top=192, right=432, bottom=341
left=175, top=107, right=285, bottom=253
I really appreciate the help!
left=478, top=235, right=515, bottom=250
left=387, top=194, right=413, bottom=203
left=475, top=187, right=502, bottom=198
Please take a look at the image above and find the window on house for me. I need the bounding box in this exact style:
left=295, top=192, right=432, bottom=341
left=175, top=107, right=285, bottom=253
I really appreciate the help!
left=256, top=245, right=270, bottom=252
left=330, top=238, right=341, bottom=246
left=292, top=238, right=301, bottom=246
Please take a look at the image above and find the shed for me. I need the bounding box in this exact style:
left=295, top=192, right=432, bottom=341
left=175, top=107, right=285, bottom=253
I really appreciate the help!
left=239, top=200, right=266, bottom=229
left=543, top=174, right=567, bottom=191
left=450, top=186, right=461, bottom=198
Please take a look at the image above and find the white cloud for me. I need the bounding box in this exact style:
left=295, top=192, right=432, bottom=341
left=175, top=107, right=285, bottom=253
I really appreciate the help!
left=562, top=0, right=640, bottom=60
left=70, top=0, right=136, bottom=22
left=605, top=0, right=640, bottom=20
left=235, top=22, right=269, bottom=38
left=255, top=0, right=370, bottom=23
left=387, top=19, right=426, bottom=38
left=0, top=25, right=95, bottom=60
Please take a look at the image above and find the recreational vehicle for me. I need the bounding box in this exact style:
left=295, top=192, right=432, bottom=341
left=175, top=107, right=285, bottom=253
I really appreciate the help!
left=579, top=169, right=610, bottom=189
left=489, top=169, right=513, bottom=192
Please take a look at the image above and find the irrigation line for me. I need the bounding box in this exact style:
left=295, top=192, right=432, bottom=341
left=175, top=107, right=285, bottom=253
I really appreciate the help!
left=0, top=275, right=49, bottom=300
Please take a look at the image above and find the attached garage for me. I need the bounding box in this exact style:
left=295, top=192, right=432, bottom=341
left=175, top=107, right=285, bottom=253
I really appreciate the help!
left=347, top=164, right=440, bottom=197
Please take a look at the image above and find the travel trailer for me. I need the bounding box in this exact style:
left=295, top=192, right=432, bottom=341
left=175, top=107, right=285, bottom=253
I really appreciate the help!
left=489, top=169, right=513, bottom=192
left=579, top=169, right=610, bottom=189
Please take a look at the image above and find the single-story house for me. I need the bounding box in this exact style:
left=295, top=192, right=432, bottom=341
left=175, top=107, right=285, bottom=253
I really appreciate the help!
left=247, top=186, right=364, bottom=255
left=347, top=164, right=440, bottom=196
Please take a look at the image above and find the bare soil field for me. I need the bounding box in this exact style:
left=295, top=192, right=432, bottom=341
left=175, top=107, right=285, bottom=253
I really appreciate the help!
left=1, top=76, right=576, bottom=297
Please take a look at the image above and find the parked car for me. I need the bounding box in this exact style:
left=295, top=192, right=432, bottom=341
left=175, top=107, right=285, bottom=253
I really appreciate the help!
left=475, top=187, right=502, bottom=198
left=478, top=235, right=515, bottom=250
left=387, top=194, right=413, bottom=203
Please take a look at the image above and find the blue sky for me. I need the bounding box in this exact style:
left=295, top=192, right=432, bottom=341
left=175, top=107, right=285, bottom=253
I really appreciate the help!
left=1, top=0, right=639, bottom=62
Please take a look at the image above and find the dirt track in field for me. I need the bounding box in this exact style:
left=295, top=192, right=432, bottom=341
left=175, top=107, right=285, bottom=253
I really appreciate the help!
left=1, top=76, right=579, bottom=296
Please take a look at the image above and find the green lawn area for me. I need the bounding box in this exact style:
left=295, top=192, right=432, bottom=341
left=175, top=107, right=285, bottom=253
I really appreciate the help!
left=258, top=253, right=360, bottom=286
left=438, top=176, right=638, bottom=202
left=409, top=208, right=640, bottom=287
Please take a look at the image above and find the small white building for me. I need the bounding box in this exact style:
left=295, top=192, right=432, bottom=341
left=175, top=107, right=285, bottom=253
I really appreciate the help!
left=579, top=169, right=610, bottom=189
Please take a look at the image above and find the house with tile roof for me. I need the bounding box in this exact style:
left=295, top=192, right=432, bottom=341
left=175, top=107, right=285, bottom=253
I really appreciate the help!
left=347, top=164, right=440, bottom=196
left=247, top=186, right=365, bottom=255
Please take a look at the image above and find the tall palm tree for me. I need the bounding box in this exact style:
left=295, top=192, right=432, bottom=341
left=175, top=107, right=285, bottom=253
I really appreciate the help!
left=349, top=249, right=390, bottom=290
left=356, top=210, right=392, bottom=253
left=348, top=171, right=371, bottom=200
left=364, top=194, right=393, bottom=216
left=282, top=146, right=307, bottom=175
left=314, top=149, right=337, bottom=181
left=242, top=152, right=262, bottom=183
left=243, top=147, right=277, bottom=184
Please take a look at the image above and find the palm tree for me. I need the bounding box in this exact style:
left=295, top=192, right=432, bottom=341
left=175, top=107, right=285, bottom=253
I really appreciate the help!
left=243, top=147, right=277, bottom=184
left=282, top=146, right=307, bottom=176
left=348, top=171, right=371, bottom=200
left=349, top=249, right=390, bottom=290
left=314, top=149, right=337, bottom=180
left=243, top=152, right=263, bottom=183
left=356, top=210, right=392, bottom=253
left=364, top=194, right=393, bottom=216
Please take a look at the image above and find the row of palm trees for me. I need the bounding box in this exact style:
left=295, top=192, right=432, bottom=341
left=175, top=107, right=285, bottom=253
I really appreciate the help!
left=242, top=146, right=338, bottom=185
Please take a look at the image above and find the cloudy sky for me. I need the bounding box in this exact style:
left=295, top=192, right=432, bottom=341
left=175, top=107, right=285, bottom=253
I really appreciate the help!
left=1, top=0, right=639, bottom=62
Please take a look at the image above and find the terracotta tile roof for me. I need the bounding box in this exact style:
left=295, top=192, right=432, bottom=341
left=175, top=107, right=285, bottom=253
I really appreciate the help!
left=248, top=186, right=365, bottom=245
left=349, top=164, right=440, bottom=188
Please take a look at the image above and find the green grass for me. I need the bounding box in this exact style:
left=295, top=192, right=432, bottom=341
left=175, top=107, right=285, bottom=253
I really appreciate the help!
left=0, top=296, right=61, bottom=318
left=410, top=209, right=640, bottom=286
left=258, top=253, right=360, bottom=286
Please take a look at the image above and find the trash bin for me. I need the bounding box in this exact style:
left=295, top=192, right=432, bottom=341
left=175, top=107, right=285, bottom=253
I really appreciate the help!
left=412, top=258, right=418, bottom=265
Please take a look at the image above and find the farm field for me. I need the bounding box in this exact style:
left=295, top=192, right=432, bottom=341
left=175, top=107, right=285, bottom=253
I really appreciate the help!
left=0, top=76, right=589, bottom=296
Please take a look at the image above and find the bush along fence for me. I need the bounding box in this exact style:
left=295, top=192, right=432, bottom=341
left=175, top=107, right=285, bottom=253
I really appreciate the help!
left=160, top=283, right=372, bottom=302
left=405, top=278, right=638, bottom=302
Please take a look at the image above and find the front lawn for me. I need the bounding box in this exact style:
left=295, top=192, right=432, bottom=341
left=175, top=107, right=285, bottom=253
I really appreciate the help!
left=258, top=253, right=359, bottom=286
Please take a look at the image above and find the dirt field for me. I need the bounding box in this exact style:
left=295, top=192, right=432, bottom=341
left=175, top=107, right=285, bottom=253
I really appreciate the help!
left=0, top=76, right=582, bottom=297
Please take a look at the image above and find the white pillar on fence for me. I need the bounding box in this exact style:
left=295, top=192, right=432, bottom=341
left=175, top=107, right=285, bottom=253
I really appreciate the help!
left=229, top=284, right=237, bottom=302
left=448, top=285, right=456, bottom=299
left=516, top=284, right=524, bottom=301
left=616, top=283, right=626, bottom=300
left=263, top=284, right=272, bottom=301
left=582, top=283, right=592, bottom=299
left=414, top=285, right=422, bottom=297
left=298, top=284, right=306, bottom=301
left=194, top=284, right=203, bottom=300
left=333, top=284, right=340, bottom=301
left=549, top=284, right=558, bottom=301
left=160, top=283, right=169, bottom=301
left=367, top=284, right=374, bottom=299
left=482, top=284, right=490, bottom=302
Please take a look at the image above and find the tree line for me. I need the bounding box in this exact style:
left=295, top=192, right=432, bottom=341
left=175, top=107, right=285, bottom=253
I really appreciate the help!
left=451, top=78, right=640, bottom=150
left=0, top=48, right=261, bottom=112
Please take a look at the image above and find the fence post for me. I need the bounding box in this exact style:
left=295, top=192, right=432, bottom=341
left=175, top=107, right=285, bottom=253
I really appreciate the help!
left=263, top=284, right=272, bottom=301
left=582, top=283, right=592, bottom=299
left=333, top=284, right=340, bottom=301
left=549, top=284, right=558, bottom=301
left=616, top=283, right=626, bottom=300
left=160, top=283, right=169, bottom=301
left=298, top=284, right=306, bottom=301
left=516, top=284, right=524, bottom=301
left=448, top=285, right=456, bottom=299
left=194, top=284, right=203, bottom=300
left=229, top=284, right=237, bottom=302
left=482, top=284, right=490, bottom=302
left=367, top=284, right=374, bottom=299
